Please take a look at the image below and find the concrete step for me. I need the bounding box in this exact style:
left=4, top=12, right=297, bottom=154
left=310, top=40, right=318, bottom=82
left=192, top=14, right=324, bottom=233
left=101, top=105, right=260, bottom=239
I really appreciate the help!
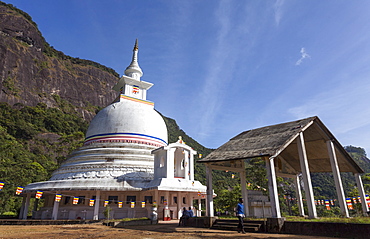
left=211, top=219, right=265, bottom=233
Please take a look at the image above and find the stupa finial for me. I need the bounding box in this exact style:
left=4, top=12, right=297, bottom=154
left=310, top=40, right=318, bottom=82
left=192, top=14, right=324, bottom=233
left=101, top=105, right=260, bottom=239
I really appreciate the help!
left=124, top=39, right=143, bottom=80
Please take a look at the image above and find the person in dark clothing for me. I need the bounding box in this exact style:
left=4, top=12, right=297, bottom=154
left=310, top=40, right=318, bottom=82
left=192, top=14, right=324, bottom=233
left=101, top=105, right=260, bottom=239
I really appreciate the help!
left=178, top=207, right=190, bottom=226
left=236, top=198, right=246, bottom=233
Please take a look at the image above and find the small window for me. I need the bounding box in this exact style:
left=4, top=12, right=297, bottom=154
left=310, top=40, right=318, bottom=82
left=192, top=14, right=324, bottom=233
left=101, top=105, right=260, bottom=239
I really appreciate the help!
left=64, top=196, right=70, bottom=205
left=160, top=196, right=164, bottom=204
left=78, top=196, right=85, bottom=204
left=108, top=196, right=118, bottom=204
left=160, top=157, right=165, bottom=167
left=183, top=197, right=186, bottom=204
left=144, top=196, right=153, bottom=204
left=126, top=196, right=136, bottom=204
left=174, top=196, right=177, bottom=204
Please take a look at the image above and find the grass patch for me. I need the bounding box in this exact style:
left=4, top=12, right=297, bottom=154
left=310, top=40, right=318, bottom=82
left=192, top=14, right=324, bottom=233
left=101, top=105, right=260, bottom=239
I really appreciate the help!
left=285, top=216, right=370, bottom=224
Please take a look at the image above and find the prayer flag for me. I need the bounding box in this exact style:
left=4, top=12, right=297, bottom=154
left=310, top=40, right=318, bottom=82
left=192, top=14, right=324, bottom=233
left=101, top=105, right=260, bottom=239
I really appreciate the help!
left=55, top=194, right=62, bottom=202
left=0, top=182, right=4, bottom=190
left=330, top=199, right=334, bottom=206
left=346, top=198, right=353, bottom=210
left=35, top=191, right=43, bottom=199
left=73, top=197, right=79, bottom=205
left=142, top=201, right=145, bottom=208
left=15, top=186, right=23, bottom=195
left=104, top=200, right=109, bottom=207
left=353, top=197, right=357, bottom=204
left=199, top=154, right=202, bottom=158
left=358, top=196, right=362, bottom=203
left=89, top=199, right=95, bottom=207
left=366, top=195, right=370, bottom=208
left=118, top=201, right=122, bottom=208
left=325, top=200, right=330, bottom=210
left=232, top=174, right=235, bottom=179
left=132, top=85, right=139, bottom=94
left=314, top=200, right=317, bottom=205
left=130, top=201, right=135, bottom=208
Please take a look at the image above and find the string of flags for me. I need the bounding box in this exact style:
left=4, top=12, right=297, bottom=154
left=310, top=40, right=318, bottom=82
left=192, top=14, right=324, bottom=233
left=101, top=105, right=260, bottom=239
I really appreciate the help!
left=0, top=179, right=207, bottom=209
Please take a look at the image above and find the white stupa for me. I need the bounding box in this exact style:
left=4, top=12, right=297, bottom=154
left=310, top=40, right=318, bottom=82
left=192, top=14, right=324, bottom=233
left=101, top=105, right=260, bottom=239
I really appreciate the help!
left=21, top=40, right=206, bottom=221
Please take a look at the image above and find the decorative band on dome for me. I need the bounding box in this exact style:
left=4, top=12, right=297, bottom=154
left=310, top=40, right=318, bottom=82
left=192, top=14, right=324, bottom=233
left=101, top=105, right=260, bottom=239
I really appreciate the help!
left=84, top=132, right=167, bottom=147
left=120, top=95, right=154, bottom=106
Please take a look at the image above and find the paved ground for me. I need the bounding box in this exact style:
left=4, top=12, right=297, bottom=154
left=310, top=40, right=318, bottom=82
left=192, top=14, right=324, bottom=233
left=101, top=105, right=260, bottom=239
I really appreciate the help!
left=0, top=220, right=344, bottom=239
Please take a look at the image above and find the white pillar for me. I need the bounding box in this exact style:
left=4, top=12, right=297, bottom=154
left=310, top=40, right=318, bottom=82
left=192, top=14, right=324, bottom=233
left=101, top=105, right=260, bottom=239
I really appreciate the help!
left=266, top=157, right=281, bottom=218
left=52, top=194, right=60, bottom=220
left=93, top=191, right=100, bottom=220
left=355, top=173, right=369, bottom=216
left=198, top=199, right=202, bottom=217
left=206, top=164, right=214, bottom=217
left=21, top=193, right=31, bottom=220
left=184, top=150, right=190, bottom=180
left=240, top=161, right=249, bottom=217
left=297, top=132, right=317, bottom=219
left=177, top=191, right=181, bottom=219
left=190, top=152, right=195, bottom=181
left=294, top=174, right=305, bottom=216
left=166, top=148, right=176, bottom=179
left=327, top=140, right=349, bottom=217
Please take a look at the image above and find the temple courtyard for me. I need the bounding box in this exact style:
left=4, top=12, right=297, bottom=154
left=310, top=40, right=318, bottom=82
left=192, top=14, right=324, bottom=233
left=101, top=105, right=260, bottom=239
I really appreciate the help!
left=0, top=220, right=341, bottom=239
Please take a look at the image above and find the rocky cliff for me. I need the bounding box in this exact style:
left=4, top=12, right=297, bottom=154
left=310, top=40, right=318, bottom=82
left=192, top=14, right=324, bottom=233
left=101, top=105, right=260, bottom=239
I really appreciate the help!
left=0, top=3, right=119, bottom=120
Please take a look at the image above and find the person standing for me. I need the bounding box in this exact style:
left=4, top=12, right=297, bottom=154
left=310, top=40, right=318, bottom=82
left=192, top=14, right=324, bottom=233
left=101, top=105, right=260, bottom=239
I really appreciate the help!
left=236, top=198, right=246, bottom=234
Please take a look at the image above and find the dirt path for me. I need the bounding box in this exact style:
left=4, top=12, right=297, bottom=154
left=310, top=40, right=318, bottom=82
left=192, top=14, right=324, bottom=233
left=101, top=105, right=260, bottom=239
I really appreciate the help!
left=0, top=220, right=343, bottom=239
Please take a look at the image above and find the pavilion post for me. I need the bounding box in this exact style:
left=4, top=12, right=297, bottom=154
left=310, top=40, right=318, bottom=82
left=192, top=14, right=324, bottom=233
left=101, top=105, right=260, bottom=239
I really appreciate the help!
left=355, top=173, right=369, bottom=216
left=93, top=190, right=100, bottom=220
left=52, top=193, right=60, bottom=220
left=240, top=160, right=249, bottom=216
left=297, top=132, right=317, bottom=218
left=265, top=156, right=281, bottom=218
left=294, top=174, right=305, bottom=216
left=205, top=164, right=214, bottom=217
left=327, top=140, right=349, bottom=217
left=21, top=193, right=31, bottom=220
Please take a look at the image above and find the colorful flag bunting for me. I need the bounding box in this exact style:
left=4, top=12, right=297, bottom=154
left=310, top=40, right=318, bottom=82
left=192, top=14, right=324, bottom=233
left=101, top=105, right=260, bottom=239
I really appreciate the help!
left=142, top=201, right=145, bottom=208
left=325, top=200, right=330, bottom=210
left=55, top=194, right=62, bottom=202
left=314, top=200, right=317, bottom=205
left=104, top=200, right=109, bottom=207
left=353, top=197, right=357, bottom=204
left=358, top=196, right=362, bottom=203
left=89, top=199, right=95, bottom=207
left=231, top=174, right=235, bottom=179
left=73, top=197, right=79, bottom=205
left=130, top=201, right=135, bottom=208
left=0, top=182, right=4, bottom=190
left=118, top=201, right=123, bottom=208
left=330, top=199, right=334, bottom=206
left=35, top=191, right=43, bottom=199
left=15, top=186, right=23, bottom=195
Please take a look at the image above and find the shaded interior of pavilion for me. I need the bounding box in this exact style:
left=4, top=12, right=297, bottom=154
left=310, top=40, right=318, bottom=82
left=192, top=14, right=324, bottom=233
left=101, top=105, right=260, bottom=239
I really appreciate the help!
left=198, top=116, right=368, bottom=219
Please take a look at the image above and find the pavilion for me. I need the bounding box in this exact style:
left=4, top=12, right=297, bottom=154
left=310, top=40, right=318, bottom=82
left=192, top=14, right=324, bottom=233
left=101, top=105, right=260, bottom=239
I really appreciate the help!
left=198, top=116, right=368, bottom=219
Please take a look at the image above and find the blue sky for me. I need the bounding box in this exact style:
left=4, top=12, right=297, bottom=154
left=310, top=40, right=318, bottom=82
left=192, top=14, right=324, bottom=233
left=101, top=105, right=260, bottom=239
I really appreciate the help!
left=5, top=0, right=370, bottom=155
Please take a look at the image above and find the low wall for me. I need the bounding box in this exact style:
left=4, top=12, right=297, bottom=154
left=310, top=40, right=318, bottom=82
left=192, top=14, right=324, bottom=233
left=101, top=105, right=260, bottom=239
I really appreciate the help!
left=281, top=221, right=370, bottom=239
left=186, top=217, right=218, bottom=228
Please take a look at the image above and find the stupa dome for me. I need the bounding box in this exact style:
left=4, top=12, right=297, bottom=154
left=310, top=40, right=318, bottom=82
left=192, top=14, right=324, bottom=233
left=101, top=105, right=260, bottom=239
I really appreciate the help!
left=85, top=98, right=167, bottom=147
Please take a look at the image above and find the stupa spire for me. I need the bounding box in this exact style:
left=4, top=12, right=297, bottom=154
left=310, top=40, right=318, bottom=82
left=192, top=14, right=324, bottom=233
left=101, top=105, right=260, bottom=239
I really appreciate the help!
left=124, top=39, right=143, bottom=80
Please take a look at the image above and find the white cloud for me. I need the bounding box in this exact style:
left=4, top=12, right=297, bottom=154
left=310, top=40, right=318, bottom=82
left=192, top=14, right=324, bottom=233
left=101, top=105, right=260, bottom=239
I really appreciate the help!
left=295, top=47, right=311, bottom=66
left=274, top=0, right=285, bottom=26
